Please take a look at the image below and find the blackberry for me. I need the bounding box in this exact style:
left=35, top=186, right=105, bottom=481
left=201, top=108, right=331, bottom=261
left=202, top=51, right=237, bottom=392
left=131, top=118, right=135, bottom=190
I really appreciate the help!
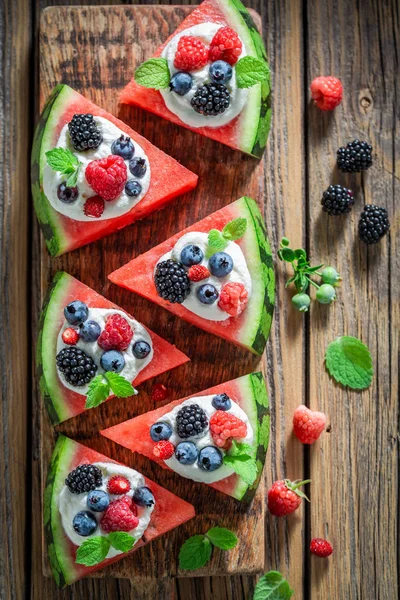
left=154, top=259, right=191, bottom=304
left=68, top=114, right=103, bottom=152
left=191, top=83, right=230, bottom=116
left=56, top=347, right=97, bottom=386
left=358, top=205, right=390, bottom=244
left=321, top=185, right=354, bottom=216
left=65, top=464, right=103, bottom=494
left=336, top=139, right=373, bottom=173
left=176, top=403, right=208, bottom=438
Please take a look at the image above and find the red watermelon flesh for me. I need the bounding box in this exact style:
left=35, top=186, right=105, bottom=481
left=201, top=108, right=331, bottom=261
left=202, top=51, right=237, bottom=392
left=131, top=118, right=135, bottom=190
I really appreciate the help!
left=45, top=435, right=195, bottom=586
left=37, top=271, right=189, bottom=425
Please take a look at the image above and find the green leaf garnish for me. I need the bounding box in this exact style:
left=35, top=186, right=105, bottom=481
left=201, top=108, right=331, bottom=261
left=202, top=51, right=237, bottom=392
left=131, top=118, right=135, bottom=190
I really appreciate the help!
left=45, top=147, right=82, bottom=186
left=85, top=375, right=110, bottom=409
left=206, top=218, right=247, bottom=257
left=235, top=56, right=270, bottom=89
left=179, top=535, right=212, bottom=571
left=206, top=527, right=238, bottom=550
left=325, top=336, right=373, bottom=390
left=76, top=537, right=110, bottom=566
left=134, top=58, right=171, bottom=89
left=108, top=532, right=136, bottom=553
left=253, top=571, right=294, bottom=600
left=104, top=372, right=137, bottom=398
left=223, top=440, right=258, bottom=485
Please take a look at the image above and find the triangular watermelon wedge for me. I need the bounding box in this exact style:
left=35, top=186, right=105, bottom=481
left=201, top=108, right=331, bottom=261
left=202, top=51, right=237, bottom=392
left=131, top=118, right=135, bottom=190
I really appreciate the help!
left=37, top=272, right=189, bottom=425
left=120, top=0, right=271, bottom=157
left=102, top=372, right=270, bottom=502
left=45, top=435, right=195, bottom=587
left=31, top=84, right=198, bottom=256
left=109, top=197, right=275, bottom=355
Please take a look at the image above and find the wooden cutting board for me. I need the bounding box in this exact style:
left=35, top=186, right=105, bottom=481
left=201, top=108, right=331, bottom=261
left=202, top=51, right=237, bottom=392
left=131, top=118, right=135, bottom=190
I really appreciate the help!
left=36, top=4, right=268, bottom=589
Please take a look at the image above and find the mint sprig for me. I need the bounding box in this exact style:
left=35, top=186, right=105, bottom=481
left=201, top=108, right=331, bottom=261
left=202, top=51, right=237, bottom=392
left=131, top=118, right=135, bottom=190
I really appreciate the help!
left=134, top=58, right=170, bottom=89
left=76, top=532, right=136, bottom=567
left=179, top=526, right=238, bottom=571
left=85, top=372, right=137, bottom=409
left=223, top=440, right=258, bottom=485
left=45, top=147, right=82, bottom=187
left=235, top=56, right=270, bottom=89
left=253, top=571, right=294, bottom=600
left=325, top=336, right=373, bottom=390
left=206, top=217, right=247, bottom=258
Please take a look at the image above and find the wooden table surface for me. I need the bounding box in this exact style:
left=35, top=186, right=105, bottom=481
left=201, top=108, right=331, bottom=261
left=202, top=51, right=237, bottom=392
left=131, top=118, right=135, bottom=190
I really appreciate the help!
left=1, top=0, right=398, bottom=599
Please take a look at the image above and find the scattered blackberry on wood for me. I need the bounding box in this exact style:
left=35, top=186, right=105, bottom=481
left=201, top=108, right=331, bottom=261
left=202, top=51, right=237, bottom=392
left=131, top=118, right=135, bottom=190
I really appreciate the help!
left=56, top=347, right=97, bottom=386
left=65, top=464, right=103, bottom=494
left=321, top=185, right=354, bottom=215
left=191, top=83, right=230, bottom=116
left=176, top=404, right=208, bottom=438
left=336, top=140, right=373, bottom=173
left=154, top=259, right=191, bottom=304
left=358, top=205, right=390, bottom=244
left=68, top=113, right=103, bottom=152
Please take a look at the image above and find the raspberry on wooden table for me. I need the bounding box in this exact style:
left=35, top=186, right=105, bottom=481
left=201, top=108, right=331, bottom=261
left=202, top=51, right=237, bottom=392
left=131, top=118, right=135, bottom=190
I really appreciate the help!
left=310, top=76, right=343, bottom=110
left=267, top=479, right=311, bottom=517
left=293, top=405, right=327, bottom=444
left=310, top=538, right=333, bottom=557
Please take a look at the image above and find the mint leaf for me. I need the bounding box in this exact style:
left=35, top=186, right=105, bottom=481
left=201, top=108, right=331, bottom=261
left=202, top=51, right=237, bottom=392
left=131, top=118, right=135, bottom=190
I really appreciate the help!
left=325, top=336, right=373, bottom=390
left=222, top=217, right=247, bottom=241
left=253, top=571, right=294, bottom=600
left=46, top=148, right=81, bottom=185
left=105, top=372, right=137, bottom=398
left=223, top=453, right=258, bottom=485
left=66, top=163, right=81, bottom=187
left=236, top=56, right=270, bottom=89
left=134, top=58, right=170, bottom=89
left=206, top=229, right=227, bottom=257
left=108, top=532, right=135, bottom=553
left=179, top=535, right=212, bottom=571
left=206, top=527, right=238, bottom=550
left=85, top=375, right=110, bottom=409
left=230, top=440, right=253, bottom=456
left=75, top=537, right=110, bottom=566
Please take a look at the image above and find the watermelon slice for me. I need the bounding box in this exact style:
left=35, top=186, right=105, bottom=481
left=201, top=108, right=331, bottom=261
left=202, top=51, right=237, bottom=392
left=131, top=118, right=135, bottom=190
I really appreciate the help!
left=45, top=435, right=195, bottom=587
left=120, top=0, right=271, bottom=157
left=31, top=84, right=198, bottom=256
left=109, top=197, right=274, bottom=355
left=101, top=372, right=270, bottom=502
left=37, top=271, right=189, bottom=425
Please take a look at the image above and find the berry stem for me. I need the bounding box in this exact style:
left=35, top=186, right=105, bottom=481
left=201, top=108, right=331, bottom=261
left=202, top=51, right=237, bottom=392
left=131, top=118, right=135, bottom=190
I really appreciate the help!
left=306, top=277, right=320, bottom=290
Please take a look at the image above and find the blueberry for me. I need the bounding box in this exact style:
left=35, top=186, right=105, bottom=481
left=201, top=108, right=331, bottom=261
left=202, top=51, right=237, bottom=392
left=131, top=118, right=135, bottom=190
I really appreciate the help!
left=100, top=350, right=125, bottom=373
left=72, top=511, right=97, bottom=536
left=129, top=157, right=147, bottom=178
left=209, top=61, right=233, bottom=84
left=180, top=244, right=204, bottom=267
left=133, top=486, right=155, bottom=507
left=175, top=442, right=198, bottom=465
left=212, top=393, right=232, bottom=411
left=64, top=301, right=89, bottom=325
left=197, top=284, right=219, bottom=305
left=150, top=421, right=173, bottom=442
left=87, top=490, right=110, bottom=512
left=125, top=180, right=142, bottom=197
left=132, top=340, right=151, bottom=359
left=198, top=446, right=223, bottom=472
left=208, top=252, right=233, bottom=277
left=169, top=71, right=193, bottom=96
left=111, top=135, right=135, bottom=160
left=79, top=320, right=101, bottom=342
left=57, top=182, right=79, bottom=204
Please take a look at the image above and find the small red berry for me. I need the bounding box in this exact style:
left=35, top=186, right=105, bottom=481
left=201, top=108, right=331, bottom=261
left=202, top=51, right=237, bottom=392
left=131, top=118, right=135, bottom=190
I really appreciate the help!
left=107, top=475, right=131, bottom=495
left=210, top=410, right=247, bottom=449
left=293, top=405, right=327, bottom=445
left=62, top=327, right=79, bottom=345
left=153, top=440, right=175, bottom=460
left=310, top=76, right=343, bottom=111
left=97, top=313, right=133, bottom=352
left=100, top=496, right=139, bottom=533
left=218, top=282, right=249, bottom=317
left=310, top=538, right=333, bottom=557
left=209, top=27, right=242, bottom=65
left=174, top=36, right=209, bottom=71
left=151, top=383, right=169, bottom=402
left=267, top=479, right=311, bottom=517
left=83, top=195, right=105, bottom=218
left=85, top=155, right=127, bottom=201
left=188, top=265, right=210, bottom=282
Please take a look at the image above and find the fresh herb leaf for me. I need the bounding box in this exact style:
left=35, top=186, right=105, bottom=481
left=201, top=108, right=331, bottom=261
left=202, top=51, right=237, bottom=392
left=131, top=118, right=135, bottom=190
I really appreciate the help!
left=222, top=217, right=247, bottom=241
left=105, top=372, right=137, bottom=398
left=294, top=248, right=306, bottom=259
left=230, top=440, right=253, bottom=456
left=85, top=375, right=110, bottom=409
left=46, top=148, right=82, bottom=184
left=280, top=248, right=296, bottom=262
left=75, top=537, right=110, bottom=566
left=325, top=336, right=373, bottom=390
left=66, top=163, right=81, bottom=187
left=236, top=56, right=270, bottom=89
left=108, top=532, right=135, bottom=553
left=179, top=535, right=212, bottom=571
left=134, top=58, right=170, bottom=89
left=223, top=441, right=258, bottom=485
left=206, top=527, right=238, bottom=550
left=253, top=571, right=294, bottom=600
left=206, top=229, right=228, bottom=257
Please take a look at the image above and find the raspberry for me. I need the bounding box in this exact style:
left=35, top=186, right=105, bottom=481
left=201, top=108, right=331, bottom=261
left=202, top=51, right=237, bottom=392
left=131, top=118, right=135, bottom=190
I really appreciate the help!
left=293, top=405, right=327, bottom=445
left=97, top=313, right=133, bottom=351
left=310, top=538, right=333, bottom=557
left=107, top=475, right=131, bottom=495
left=209, top=410, right=247, bottom=449
left=83, top=195, right=105, bottom=218
left=100, top=496, right=139, bottom=533
left=268, top=479, right=310, bottom=517
left=310, top=76, right=343, bottom=111
left=174, top=36, right=209, bottom=71
left=153, top=440, right=175, bottom=459
left=209, top=27, right=242, bottom=66
left=218, top=282, right=249, bottom=317
left=188, top=265, right=210, bottom=282
left=85, top=155, right=127, bottom=201
left=151, top=383, right=169, bottom=402
left=62, top=327, right=79, bottom=345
